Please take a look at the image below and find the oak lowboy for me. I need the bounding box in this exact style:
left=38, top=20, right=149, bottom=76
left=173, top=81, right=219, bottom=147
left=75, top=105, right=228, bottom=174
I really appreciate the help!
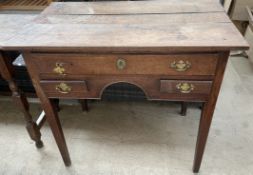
left=2, top=0, right=249, bottom=173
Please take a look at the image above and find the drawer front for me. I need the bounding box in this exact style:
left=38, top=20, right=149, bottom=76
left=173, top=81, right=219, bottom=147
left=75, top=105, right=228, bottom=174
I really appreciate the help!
left=40, top=81, right=88, bottom=98
left=160, top=80, right=212, bottom=99
left=31, top=53, right=218, bottom=78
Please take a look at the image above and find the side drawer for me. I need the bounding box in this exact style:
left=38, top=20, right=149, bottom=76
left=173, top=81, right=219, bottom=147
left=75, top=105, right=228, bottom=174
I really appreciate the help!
left=40, top=80, right=88, bottom=98
left=30, top=53, right=218, bottom=78
left=160, top=80, right=212, bottom=100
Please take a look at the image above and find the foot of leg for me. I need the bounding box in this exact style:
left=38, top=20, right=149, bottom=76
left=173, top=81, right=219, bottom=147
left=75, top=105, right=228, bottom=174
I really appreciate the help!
left=36, top=140, right=44, bottom=148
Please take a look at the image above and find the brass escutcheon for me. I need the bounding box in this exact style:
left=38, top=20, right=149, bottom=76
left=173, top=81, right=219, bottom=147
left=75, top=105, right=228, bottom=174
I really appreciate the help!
left=176, top=83, right=194, bottom=93
left=170, top=60, right=191, bottom=72
left=55, top=83, right=72, bottom=94
left=116, top=58, right=126, bottom=70
left=53, top=62, right=66, bottom=75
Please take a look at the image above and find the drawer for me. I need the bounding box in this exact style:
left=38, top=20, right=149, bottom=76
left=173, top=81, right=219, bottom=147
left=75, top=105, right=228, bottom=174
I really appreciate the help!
left=40, top=80, right=88, bottom=98
left=160, top=80, right=212, bottom=100
left=31, top=53, right=218, bottom=78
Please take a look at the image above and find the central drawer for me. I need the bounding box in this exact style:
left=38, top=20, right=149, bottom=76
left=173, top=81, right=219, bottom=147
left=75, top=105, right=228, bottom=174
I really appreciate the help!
left=30, top=53, right=218, bottom=78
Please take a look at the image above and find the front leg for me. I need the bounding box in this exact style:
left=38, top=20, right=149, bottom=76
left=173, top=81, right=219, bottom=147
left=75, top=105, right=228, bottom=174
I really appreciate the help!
left=23, top=52, right=71, bottom=166
left=193, top=52, right=229, bottom=172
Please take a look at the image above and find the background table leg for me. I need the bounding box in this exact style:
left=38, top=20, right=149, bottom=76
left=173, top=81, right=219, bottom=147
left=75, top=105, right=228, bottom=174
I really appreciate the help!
left=0, top=52, right=43, bottom=148
left=13, top=90, right=43, bottom=148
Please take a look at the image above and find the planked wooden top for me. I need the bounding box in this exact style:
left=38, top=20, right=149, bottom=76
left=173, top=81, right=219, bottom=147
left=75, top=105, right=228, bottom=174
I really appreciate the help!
left=1, top=1, right=249, bottom=52
left=41, top=0, right=225, bottom=15
left=34, top=13, right=232, bottom=24
left=0, top=14, right=36, bottom=48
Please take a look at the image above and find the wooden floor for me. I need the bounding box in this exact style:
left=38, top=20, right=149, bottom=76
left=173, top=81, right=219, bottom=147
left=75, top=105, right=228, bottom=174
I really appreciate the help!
left=0, top=0, right=51, bottom=11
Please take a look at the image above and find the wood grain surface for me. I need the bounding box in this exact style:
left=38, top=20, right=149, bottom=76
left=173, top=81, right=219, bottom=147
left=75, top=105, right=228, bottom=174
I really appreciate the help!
left=0, top=14, right=36, bottom=47
left=41, top=1, right=225, bottom=15
left=29, top=53, right=218, bottom=77
left=1, top=1, right=248, bottom=52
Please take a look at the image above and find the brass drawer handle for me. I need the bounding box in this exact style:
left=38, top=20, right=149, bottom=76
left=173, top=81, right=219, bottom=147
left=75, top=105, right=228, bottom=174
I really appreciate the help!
left=53, top=62, right=66, bottom=75
left=55, top=83, right=72, bottom=94
left=176, top=83, right=194, bottom=93
left=116, top=58, right=126, bottom=70
left=170, top=60, right=191, bottom=72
